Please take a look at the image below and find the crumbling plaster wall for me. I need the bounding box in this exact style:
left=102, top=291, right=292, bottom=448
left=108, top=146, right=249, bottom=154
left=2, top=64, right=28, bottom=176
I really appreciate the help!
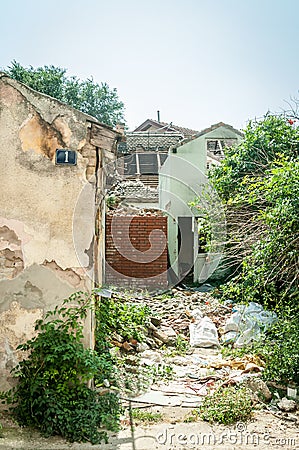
left=0, top=74, right=118, bottom=390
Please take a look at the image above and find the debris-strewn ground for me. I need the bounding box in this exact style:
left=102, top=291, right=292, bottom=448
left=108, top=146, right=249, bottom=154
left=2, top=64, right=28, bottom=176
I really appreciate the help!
left=1, top=287, right=298, bottom=449
left=1, top=408, right=298, bottom=449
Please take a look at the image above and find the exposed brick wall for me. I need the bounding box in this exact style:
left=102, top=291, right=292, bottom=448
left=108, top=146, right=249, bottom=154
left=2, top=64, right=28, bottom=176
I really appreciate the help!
left=105, top=214, right=168, bottom=289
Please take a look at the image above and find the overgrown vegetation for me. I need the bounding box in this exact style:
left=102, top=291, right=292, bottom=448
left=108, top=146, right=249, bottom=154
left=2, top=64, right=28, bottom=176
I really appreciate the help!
left=210, top=115, right=299, bottom=307
left=5, top=61, right=125, bottom=127
left=253, top=313, right=299, bottom=385
left=95, top=293, right=151, bottom=344
left=1, top=292, right=121, bottom=445
left=208, top=114, right=299, bottom=384
left=199, top=386, right=253, bottom=425
left=0, top=290, right=171, bottom=443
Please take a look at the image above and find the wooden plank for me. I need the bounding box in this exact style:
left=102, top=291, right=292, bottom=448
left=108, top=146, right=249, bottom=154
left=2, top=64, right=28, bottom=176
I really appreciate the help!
left=90, top=135, right=116, bottom=150
left=91, top=123, right=118, bottom=141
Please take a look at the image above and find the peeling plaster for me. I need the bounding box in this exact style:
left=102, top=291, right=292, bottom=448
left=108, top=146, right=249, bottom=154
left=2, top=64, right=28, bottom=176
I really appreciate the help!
left=53, top=116, right=72, bottom=147
left=0, top=224, right=24, bottom=280
left=19, top=112, right=64, bottom=160
left=0, top=225, right=21, bottom=250
left=0, top=264, right=74, bottom=312
left=2, top=76, right=90, bottom=144
left=77, top=138, right=87, bottom=151
left=42, top=259, right=83, bottom=288
left=0, top=248, right=24, bottom=280
left=0, top=302, right=43, bottom=390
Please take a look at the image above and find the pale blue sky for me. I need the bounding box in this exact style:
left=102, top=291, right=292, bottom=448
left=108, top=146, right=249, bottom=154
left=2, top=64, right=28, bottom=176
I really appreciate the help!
left=1, top=0, right=298, bottom=131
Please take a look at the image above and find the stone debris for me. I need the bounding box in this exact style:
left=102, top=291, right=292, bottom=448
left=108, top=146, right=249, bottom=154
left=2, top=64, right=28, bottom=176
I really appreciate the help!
left=106, top=288, right=231, bottom=351
left=136, top=342, right=150, bottom=353
left=109, top=180, right=158, bottom=203
left=120, top=287, right=232, bottom=343
left=104, top=288, right=291, bottom=414
left=277, top=397, right=297, bottom=412
left=243, top=377, right=272, bottom=402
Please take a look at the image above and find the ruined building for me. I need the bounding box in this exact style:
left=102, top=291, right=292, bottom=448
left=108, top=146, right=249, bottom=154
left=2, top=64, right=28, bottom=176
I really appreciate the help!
left=0, top=73, right=119, bottom=390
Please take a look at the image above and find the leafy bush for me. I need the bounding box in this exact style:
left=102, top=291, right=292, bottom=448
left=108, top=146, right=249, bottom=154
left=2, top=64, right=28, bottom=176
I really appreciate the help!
left=210, top=115, right=299, bottom=200
left=208, top=116, right=299, bottom=312
left=199, top=386, right=253, bottom=425
left=2, top=292, right=121, bottom=444
left=95, top=294, right=151, bottom=345
left=255, top=312, right=299, bottom=384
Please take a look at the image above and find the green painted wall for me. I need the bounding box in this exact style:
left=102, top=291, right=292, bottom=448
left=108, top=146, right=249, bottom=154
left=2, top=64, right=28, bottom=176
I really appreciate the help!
left=159, top=125, right=243, bottom=278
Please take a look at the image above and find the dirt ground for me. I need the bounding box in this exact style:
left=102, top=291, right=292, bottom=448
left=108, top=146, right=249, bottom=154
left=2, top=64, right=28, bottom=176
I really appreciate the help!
left=1, top=406, right=298, bottom=450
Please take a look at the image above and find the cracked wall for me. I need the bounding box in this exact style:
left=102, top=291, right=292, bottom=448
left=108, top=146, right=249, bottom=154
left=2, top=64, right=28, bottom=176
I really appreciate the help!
left=0, top=74, right=118, bottom=390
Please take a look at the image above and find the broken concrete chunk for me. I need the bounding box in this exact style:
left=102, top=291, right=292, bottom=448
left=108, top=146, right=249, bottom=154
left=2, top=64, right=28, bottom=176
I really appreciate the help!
left=122, top=341, right=134, bottom=352
left=111, top=332, right=124, bottom=343
left=153, top=330, right=170, bottom=344
left=153, top=326, right=177, bottom=345
left=150, top=316, right=162, bottom=327
left=161, top=326, right=177, bottom=344
left=153, top=330, right=169, bottom=344
left=243, top=377, right=272, bottom=402
left=148, top=322, right=158, bottom=332
left=136, top=342, right=150, bottom=353
left=277, top=397, right=297, bottom=412
left=129, top=338, right=138, bottom=346
left=111, top=340, right=123, bottom=348
left=171, top=356, right=189, bottom=366
left=145, top=337, right=160, bottom=348
left=141, top=350, right=163, bottom=364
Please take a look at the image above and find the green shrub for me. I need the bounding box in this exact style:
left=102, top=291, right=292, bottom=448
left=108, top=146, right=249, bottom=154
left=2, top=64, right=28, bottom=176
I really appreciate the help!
left=95, top=294, right=151, bottom=345
left=2, top=292, right=121, bottom=444
left=199, top=386, right=252, bottom=425
left=255, top=312, right=299, bottom=385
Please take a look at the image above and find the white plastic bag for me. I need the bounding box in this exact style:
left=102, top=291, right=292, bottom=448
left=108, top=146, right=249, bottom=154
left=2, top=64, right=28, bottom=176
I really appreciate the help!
left=222, top=302, right=277, bottom=347
left=189, top=316, right=220, bottom=348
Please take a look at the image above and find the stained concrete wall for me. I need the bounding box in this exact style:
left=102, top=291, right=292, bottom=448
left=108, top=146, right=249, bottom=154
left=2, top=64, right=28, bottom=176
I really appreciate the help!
left=0, top=74, right=119, bottom=390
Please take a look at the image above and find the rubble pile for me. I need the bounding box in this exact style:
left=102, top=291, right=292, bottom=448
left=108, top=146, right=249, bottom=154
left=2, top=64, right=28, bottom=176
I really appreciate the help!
left=102, top=288, right=298, bottom=417
left=117, top=287, right=232, bottom=348
left=106, top=206, right=163, bottom=217
left=107, top=287, right=277, bottom=354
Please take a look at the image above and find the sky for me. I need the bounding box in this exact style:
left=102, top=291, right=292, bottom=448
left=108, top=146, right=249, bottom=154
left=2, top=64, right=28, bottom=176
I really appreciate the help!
left=1, top=0, right=299, bottom=132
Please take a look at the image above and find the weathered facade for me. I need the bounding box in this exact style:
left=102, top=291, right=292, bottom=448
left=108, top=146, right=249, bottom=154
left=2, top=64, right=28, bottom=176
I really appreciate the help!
left=0, top=73, right=119, bottom=390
